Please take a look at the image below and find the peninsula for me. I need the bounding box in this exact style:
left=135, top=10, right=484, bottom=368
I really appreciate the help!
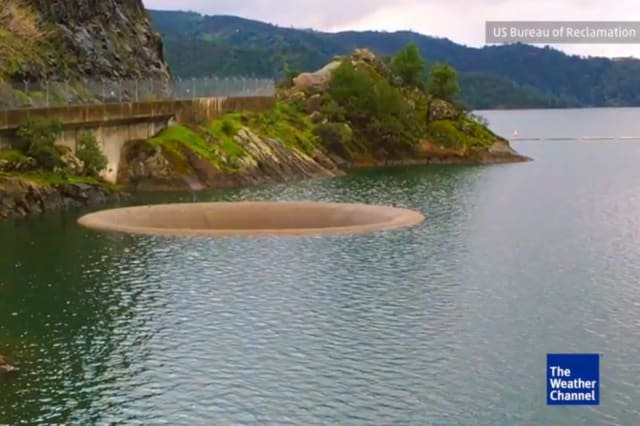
left=0, top=0, right=527, bottom=220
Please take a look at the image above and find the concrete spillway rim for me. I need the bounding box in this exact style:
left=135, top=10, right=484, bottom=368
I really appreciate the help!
left=77, top=201, right=425, bottom=237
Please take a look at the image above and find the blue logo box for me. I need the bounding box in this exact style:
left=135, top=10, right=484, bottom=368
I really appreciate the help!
left=547, top=354, right=599, bottom=405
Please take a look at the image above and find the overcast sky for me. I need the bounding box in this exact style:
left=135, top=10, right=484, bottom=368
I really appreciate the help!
left=143, top=0, right=640, bottom=58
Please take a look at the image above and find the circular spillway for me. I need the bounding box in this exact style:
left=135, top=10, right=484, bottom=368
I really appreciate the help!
left=78, top=201, right=425, bottom=237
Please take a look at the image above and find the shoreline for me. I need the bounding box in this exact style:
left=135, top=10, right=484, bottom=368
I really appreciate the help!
left=0, top=151, right=528, bottom=222
left=351, top=153, right=531, bottom=168
left=0, top=174, right=123, bottom=222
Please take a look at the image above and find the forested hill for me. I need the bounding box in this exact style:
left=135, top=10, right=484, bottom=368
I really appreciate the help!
left=149, top=10, right=640, bottom=109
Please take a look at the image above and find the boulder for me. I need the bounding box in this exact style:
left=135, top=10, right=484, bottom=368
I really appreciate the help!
left=293, top=61, right=342, bottom=91
left=124, top=142, right=173, bottom=181
left=305, top=94, right=323, bottom=113
left=352, top=48, right=376, bottom=63
left=309, top=111, right=325, bottom=124
left=288, top=90, right=307, bottom=103
left=56, top=145, right=84, bottom=174
left=428, top=99, right=459, bottom=121
left=118, top=141, right=199, bottom=190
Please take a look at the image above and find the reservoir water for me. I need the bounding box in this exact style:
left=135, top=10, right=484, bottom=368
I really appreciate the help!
left=2, top=108, right=640, bottom=424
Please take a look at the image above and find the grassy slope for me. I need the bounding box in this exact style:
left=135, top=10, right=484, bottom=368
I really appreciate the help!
left=0, top=0, right=46, bottom=81
left=148, top=102, right=319, bottom=173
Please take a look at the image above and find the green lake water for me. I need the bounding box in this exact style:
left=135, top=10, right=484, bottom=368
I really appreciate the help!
left=2, top=108, right=640, bottom=424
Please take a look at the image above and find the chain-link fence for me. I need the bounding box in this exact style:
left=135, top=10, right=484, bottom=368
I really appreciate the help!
left=0, top=76, right=276, bottom=110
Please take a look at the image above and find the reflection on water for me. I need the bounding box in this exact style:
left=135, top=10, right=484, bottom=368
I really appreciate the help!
left=2, top=136, right=640, bottom=424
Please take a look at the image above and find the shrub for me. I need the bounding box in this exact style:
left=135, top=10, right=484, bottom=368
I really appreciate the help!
left=320, top=97, right=346, bottom=122
left=313, top=122, right=354, bottom=159
left=76, top=131, right=108, bottom=176
left=425, top=116, right=497, bottom=151
left=14, top=118, right=63, bottom=171
left=219, top=116, right=239, bottom=136
left=328, top=61, right=421, bottom=151
left=425, top=120, right=463, bottom=149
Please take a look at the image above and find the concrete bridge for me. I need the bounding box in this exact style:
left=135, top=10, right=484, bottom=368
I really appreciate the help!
left=0, top=96, right=275, bottom=182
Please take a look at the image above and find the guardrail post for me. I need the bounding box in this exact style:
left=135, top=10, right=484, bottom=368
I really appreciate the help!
left=0, top=75, right=276, bottom=111
left=23, top=80, right=28, bottom=107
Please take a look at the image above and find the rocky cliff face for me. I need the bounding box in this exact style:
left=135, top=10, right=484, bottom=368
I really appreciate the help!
left=118, top=127, right=342, bottom=191
left=0, top=175, right=122, bottom=221
left=18, top=0, right=169, bottom=80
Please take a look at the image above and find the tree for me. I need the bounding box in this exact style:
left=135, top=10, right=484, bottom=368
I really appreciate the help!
left=391, top=43, right=426, bottom=87
left=428, top=63, right=460, bottom=101
left=14, top=118, right=63, bottom=171
left=76, top=132, right=108, bottom=176
left=328, top=61, right=421, bottom=150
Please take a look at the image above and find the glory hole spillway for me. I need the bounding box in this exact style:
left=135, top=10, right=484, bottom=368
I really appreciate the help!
left=77, top=201, right=426, bottom=237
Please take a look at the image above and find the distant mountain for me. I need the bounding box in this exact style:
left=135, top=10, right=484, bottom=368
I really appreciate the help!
left=149, top=10, right=640, bottom=109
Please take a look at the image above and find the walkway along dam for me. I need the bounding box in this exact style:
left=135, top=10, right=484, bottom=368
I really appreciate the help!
left=0, top=77, right=275, bottom=182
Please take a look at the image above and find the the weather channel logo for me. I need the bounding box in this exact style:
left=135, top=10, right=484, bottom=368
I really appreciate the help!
left=547, top=354, right=600, bottom=405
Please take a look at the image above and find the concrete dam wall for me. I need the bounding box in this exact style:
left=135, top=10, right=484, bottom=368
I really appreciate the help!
left=0, top=96, right=275, bottom=182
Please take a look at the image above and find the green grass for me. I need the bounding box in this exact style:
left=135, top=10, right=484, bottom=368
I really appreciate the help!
left=204, top=114, right=247, bottom=161
left=149, top=124, right=243, bottom=171
left=0, top=149, right=28, bottom=163
left=0, top=1, right=46, bottom=81
left=246, top=102, right=319, bottom=154
left=148, top=104, right=321, bottom=175
left=150, top=125, right=218, bottom=164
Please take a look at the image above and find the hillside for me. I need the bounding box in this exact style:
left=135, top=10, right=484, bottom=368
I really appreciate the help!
left=0, top=0, right=169, bottom=82
left=149, top=10, right=640, bottom=109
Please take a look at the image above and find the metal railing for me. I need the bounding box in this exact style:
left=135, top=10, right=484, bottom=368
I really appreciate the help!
left=0, top=76, right=276, bottom=110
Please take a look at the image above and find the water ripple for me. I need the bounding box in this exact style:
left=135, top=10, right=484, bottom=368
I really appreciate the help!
left=1, top=147, right=640, bottom=424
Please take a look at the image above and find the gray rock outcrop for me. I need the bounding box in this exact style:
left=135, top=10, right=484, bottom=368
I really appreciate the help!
left=119, top=127, right=343, bottom=191
left=428, top=99, right=459, bottom=121
left=0, top=176, right=121, bottom=221
left=22, top=0, right=169, bottom=81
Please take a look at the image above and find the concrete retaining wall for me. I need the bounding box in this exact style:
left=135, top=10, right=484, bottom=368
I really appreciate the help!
left=0, top=96, right=275, bottom=182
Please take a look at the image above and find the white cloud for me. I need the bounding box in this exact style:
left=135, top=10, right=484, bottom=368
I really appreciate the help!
left=143, top=0, right=640, bottom=58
